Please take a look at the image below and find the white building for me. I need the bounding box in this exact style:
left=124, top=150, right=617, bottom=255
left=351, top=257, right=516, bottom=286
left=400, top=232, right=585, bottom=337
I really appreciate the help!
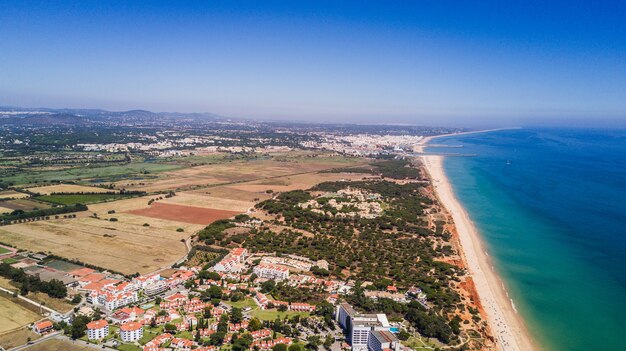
left=144, top=280, right=168, bottom=296
left=367, top=330, right=401, bottom=351
left=213, top=248, right=247, bottom=273
left=253, top=264, right=289, bottom=281
left=86, top=320, right=109, bottom=340
left=132, top=274, right=161, bottom=289
left=97, top=290, right=138, bottom=310
left=336, top=303, right=391, bottom=351
left=120, top=322, right=143, bottom=342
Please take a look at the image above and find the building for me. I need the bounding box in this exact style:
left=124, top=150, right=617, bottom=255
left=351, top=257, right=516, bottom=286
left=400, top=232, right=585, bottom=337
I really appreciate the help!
left=33, top=320, right=54, bottom=334
left=97, top=290, right=138, bottom=310
left=336, top=303, right=391, bottom=351
left=367, top=330, right=401, bottom=351
left=144, top=280, right=168, bottom=296
left=120, top=322, right=144, bottom=342
left=213, top=248, right=247, bottom=273
left=253, top=264, right=289, bottom=281
left=86, top=319, right=109, bottom=340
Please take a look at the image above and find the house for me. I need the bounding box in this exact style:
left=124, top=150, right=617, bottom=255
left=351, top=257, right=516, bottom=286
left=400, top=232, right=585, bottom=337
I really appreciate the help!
left=252, top=337, right=293, bottom=350
left=289, top=303, right=316, bottom=312
left=120, top=322, right=144, bottom=342
left=251, top=328, right=273, bottom=340
left=143, top=333, right=173, bottom=351
left=86, top=319, right=109, bottom=340
left=33, top=320, right=54, bottom=334
left=171, top=337, right=194, bottom=349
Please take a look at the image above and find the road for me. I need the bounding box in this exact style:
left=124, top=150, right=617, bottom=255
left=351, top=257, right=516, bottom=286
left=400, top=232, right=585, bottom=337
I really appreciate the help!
left=0, top=287, right=59, bottom=315
left=9, top=333, right=118, bottom=351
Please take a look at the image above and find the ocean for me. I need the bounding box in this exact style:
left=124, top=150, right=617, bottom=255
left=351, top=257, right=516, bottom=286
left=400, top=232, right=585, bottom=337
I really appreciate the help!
left=427, top=128, right=626, bottom=351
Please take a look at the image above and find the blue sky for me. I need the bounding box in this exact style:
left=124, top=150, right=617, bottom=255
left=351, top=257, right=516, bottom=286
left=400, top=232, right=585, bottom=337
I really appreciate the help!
left=0, top=1, right=625, bottom=126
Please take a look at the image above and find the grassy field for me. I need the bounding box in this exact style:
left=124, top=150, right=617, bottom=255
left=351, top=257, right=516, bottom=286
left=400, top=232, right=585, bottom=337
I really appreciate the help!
left=0, top=328, right=41, bottom=349
left=35, top=193, right=132, bottom=205
left=25, top=184, right=116, bottom=195
left=250, top=308, right=310, bottom=321
left=225, top=298, right=258, bottom=309
left=0, top=246, right=11, bottom=254
left=0, top=190, right=30, bottom=199
left=0, top=294, right=41, bottom=334
left=23, top=338, right=96, bottom=351
left=1, top=161, right=183, bottom=186
left=0, top=277, right=74, bottom=313
left=0, top=199, right=52, bottom=211
left=27, top=291, right=75, bottom=313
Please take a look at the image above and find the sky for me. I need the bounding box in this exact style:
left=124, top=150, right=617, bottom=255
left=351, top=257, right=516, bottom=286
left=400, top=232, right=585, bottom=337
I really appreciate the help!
left=0, top=0, right=625, bottom=127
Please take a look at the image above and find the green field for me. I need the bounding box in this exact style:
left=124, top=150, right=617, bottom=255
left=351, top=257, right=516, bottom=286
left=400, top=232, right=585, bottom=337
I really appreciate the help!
left=0, top=162, right=183, bottom=186
left=35, top=193, right=134, bottom=205
left=0, top=247, right=11, bottom=255
left=225, top=298, right=258, bottom=309
left=250, top=308, right=310, bottom=321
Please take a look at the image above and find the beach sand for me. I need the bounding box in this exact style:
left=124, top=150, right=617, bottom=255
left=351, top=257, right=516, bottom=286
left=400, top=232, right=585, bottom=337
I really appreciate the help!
left=420, top=153, right=537, bottom=351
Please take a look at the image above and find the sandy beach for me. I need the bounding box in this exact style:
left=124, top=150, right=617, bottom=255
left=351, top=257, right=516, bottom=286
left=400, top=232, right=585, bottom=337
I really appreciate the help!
left=419, top=141, right=537, bottom=350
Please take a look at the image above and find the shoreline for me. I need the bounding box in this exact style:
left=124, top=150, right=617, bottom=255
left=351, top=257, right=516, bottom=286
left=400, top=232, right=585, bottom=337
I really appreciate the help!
left=418, top=132, right=537, bottom=351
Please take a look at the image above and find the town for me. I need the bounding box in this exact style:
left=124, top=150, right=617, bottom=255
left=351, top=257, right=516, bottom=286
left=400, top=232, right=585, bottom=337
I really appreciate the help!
left=1, top=244, right=425, bottom=351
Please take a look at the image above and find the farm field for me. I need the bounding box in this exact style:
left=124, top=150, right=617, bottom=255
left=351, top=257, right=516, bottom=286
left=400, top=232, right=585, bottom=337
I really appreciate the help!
left=0, top=199, right=52, bottom=211
left=0, top=294, right=41, bottom=334
left=0, top=216, right=193, bottom=275
left=0, top=205, right=14, bottom=214
left=35, top=193, right=132, bottom=205
left=25, top=184, right=115, bottom=195
left=23, top=338, right=95, bottom=351
left=0, top=154, right=369, bottom=275
left=1, top=161, right=183, bottom=186
left=127, top=202, right=240, bottom=225
left=161, top=191, right=257, bottom=212
left=0, top=190, right=30, bottom=199
left=116, top=155, right=367, bottom=193
left=228, top=171, right=372, bottom=193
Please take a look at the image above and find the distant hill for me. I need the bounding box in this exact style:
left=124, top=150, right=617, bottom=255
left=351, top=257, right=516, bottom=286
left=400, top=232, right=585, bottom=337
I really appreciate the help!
left=0, top=106, right=226, bottom=126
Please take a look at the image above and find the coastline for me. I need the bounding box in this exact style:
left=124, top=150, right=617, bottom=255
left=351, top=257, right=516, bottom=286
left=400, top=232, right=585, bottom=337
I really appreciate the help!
left=418, top=133, right=537, bottom=351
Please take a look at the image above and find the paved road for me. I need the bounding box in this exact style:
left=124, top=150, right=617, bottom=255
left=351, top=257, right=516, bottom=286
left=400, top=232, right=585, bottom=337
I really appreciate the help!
left=9, top=334, right=118, bottom=351
left=8, top=331, right=61, bottom=351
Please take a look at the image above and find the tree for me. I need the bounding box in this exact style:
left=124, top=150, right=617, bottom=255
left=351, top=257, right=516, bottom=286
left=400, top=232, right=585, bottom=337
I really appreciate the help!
left=323, top=335, right=333, bottom=350
left=71, top=295, right=82, bottom=304
left=233, top=333, right=253, bottom=351
left=230, top=307, right=243, bottom=324
left=71, top=315, right=91, bottom=339
left=288, top=344, right=303, bottom=351
left=205, top=285, right=223, bottom=300
left=306, top=335, right=321, bottom=351
left=273, top=343, right=288, bottom=351
left=248, top=317, right=262, bottom=332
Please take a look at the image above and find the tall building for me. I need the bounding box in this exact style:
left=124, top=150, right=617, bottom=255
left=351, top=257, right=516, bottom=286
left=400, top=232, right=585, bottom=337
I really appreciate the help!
left=335, top=303, right=391, bottom=351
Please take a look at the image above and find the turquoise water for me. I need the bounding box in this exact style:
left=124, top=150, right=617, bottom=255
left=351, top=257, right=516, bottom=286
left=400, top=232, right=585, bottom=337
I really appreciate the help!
left=427, top=128, right=626, bottom=351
